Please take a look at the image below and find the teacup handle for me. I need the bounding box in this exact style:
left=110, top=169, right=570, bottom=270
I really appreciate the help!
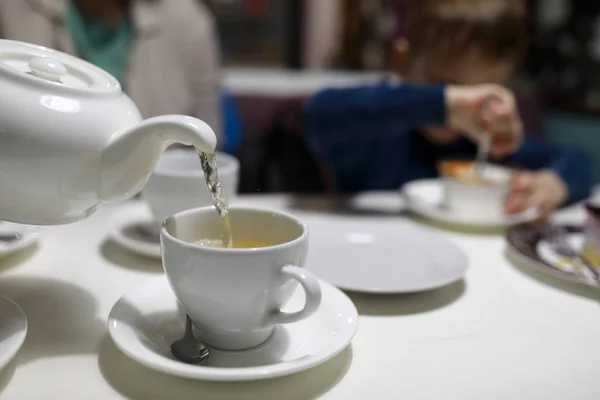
left=268, top=265, right=322, bottom=325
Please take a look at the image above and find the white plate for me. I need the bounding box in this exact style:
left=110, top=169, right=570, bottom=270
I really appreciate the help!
left=0, top=222, right=40, bottom=259
left=109, top=218, right=161, bottom=259
left=108, top=276, right=358, bottom=381
left=403, top=179, right=538, bottom=227
left=0, top=296, right=28, bottom=369
left=307, top=218, right=468, bottom=293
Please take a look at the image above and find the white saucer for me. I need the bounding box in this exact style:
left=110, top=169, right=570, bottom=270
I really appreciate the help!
left=108, top=276, right=358, bottom=381
left=0, top=296, right=28, bottom=369
left=109, top=218, right=161, bottom=259
left=0, top=222, right=40, bottom=260
left=307, top=218, right=468, bottom=293
left=346, top=191, right=406, bottom=214
left=403, top=179, right=538, bottom=227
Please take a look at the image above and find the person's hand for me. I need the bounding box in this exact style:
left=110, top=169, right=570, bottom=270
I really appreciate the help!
left=504, top=170, right=568, bottom=217
left=446, top=84, right=523, bottom=157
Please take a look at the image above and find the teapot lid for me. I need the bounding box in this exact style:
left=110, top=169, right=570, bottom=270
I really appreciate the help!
left=0, top=39, right=121, bottom=95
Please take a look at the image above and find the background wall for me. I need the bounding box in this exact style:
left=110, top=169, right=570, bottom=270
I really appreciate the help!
left=547, top=113, right=600, bottom=180
left=303, top=0, right=342, bottom=69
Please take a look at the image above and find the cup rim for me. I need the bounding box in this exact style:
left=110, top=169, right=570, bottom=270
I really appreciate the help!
left=438, top=160, right=513, bottom=187
left=161, top=205, right=308, bottom=253
left=443, top=175, right=510, bottom=189
left=153, top=149, right=239, bottom=178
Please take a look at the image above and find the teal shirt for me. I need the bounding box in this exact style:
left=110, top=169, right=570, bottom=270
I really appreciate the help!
left=67, top=2, right=132, bottom=86
left=67, top=2, right=243, bottom=152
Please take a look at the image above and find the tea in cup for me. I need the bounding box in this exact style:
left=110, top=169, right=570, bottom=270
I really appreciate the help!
left=160, top=206, right=322, bottom=350
left=142, top=149, right=239, bottom=228
left=439, top=160, right=512, bottom=219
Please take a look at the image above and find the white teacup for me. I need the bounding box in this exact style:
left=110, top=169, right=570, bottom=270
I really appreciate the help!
left=441, top=161, right=512, bottom=219
left=142, top=149, right=239, bottom=227
left=160, top=206, right=322, bottom=350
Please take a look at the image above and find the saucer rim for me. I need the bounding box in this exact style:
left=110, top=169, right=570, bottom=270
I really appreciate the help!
left=0, top=229, right=40, bottom=258
left=403, top=179, right=538, bottom=227
left=107, top=276, right=358, bottom=381
left=108, top=219, right=161, bottom=259
left=506, top=224, right=600, bottom=289
left=323, top=268, right=467, bottom=294
left=0, top=295, right=28, bottom=369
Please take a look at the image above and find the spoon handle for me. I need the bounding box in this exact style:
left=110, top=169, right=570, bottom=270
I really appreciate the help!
left=475, top=132, right=491, bottom=174
left=475, top=97, right=497, bottom=175
left=0, top=233, right=22, bottom=242
left=185, top=314, right=194, bottom=335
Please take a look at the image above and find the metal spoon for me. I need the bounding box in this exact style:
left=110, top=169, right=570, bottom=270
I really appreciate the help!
left=544, top=223, right=600, bottom=284
left=474, top=95, right=498, bottom=177
left=125, top=223, right=160, bottom=243
left=0, top=232, right=23, bottom=242
left=170, top=315, right=210, bottom=365
left=475, top=131, right=491, bottom=176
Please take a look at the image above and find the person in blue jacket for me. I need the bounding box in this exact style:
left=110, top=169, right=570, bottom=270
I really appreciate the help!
left=306, top=0, right=594, bottom=216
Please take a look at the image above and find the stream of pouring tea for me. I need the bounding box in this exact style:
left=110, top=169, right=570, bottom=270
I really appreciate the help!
left=199, top=151, right=233, bottom=248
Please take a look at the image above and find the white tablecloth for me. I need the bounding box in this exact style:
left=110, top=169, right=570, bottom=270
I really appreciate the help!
left=0, top=195, right=599, bottom=400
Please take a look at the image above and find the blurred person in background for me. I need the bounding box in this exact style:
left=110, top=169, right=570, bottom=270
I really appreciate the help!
left=306, top=0, right=594, bottom=216
left=0, top=0, right=242, bottom=151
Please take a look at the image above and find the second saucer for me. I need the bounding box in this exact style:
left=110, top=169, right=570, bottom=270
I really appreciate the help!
left=109, top=149, right=239, bottom=258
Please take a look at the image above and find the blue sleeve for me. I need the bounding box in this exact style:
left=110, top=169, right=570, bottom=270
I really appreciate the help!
left=503, top=137, right=595, bottom=205
left=305, top=81, right=447, bottom=190
left=307, top=81, right=446, bottom=124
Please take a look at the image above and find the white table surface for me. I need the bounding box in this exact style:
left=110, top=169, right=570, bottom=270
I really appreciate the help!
left=0, top=194, right=599, bottom=400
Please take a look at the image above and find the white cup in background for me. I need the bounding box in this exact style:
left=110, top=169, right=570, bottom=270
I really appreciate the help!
left=160, top=206, right=322, bottom=351
left=142, top=149, right=239, bottom=227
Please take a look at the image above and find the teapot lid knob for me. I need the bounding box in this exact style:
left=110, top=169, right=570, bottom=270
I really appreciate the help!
left=28, top=57, right=68, bottom=83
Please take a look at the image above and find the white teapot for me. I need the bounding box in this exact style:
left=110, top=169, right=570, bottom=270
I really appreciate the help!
left=0, top=40, right=217, bottom=225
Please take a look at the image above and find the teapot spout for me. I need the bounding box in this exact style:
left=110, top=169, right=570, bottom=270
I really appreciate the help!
left=99, top=115, right=217, bottom=202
